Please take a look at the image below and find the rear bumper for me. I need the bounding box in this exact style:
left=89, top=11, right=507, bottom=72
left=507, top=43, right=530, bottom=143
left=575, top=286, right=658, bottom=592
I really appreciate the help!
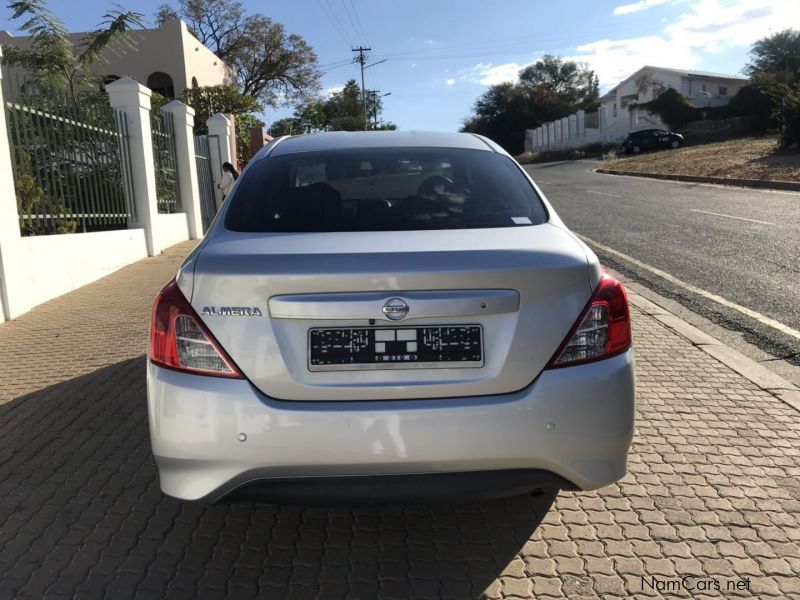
left=220, top=470, right=575, bottom=505
left=147, top=350, right=635, bottom=501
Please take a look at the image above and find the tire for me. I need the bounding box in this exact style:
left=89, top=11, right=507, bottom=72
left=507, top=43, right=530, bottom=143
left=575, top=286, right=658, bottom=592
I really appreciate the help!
left=632, top=145, right=641, bottom=154
left=671, top=140, right=680, bottom=149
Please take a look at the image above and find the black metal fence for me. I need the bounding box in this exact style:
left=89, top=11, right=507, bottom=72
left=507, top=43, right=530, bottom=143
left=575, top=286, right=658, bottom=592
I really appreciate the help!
left=3, top=78, right=135, bottom=236
left=150, top=110, right=180, bottom=213
left=194, top=134, right=217, bottom=232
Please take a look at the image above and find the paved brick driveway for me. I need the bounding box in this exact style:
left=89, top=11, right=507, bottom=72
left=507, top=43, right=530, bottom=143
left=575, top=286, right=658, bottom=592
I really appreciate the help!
left=0, top=241, right=798, bottom=599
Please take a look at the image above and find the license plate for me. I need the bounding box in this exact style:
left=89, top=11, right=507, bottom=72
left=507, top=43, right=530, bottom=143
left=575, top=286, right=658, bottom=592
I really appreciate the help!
left=308, top=325, right=483, bottom=371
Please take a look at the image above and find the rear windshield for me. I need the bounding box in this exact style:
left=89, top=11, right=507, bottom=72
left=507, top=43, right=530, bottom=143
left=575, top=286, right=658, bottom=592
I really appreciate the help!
left=224, top=147, right=548, bottom=232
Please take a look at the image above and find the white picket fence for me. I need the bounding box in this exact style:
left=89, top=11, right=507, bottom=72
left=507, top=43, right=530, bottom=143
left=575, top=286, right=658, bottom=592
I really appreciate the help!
left=525, top=105, right=663, bottom=153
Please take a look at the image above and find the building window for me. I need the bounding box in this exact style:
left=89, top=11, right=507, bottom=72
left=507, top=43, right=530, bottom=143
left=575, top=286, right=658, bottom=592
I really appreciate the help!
left=147, top=72, right=175, bottom=99
left=613, top=103, right=617, bottom=118
left=719, top=86, right=727, bottom=96
left=701, top=84, right=707, bottom=92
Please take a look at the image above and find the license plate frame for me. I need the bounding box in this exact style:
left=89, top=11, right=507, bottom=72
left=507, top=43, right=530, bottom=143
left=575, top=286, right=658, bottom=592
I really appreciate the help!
left=308, top=325, right=484, bottom=372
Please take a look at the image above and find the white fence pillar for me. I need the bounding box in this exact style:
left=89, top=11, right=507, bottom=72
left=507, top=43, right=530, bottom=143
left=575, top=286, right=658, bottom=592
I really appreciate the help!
left=547, top=123, right=554, bottom=151
left=207, top=113, right=233, bottom=209
left=163, top=101, right=203, bottom=240
left=599, top=106, right=608, bottom=143
left=107, top=77, right=160, bottom=256
left=560, top=117, right=569, bottom=144
left=568, top=115, right=577, bottom=146
left=224, top=113, right=237, bottom=168
left=553, top=120, right=562, bottom=149
left=577, top=110, right=586, bottom=138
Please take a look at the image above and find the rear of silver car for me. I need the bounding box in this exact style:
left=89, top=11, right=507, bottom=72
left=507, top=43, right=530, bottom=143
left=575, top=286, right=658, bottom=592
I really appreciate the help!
left=147, top=132, right=635, bottom=502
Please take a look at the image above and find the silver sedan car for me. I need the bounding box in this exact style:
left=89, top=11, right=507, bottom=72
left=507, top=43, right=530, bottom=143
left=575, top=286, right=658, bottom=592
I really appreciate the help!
left=147, top=131, right=635, bottom=503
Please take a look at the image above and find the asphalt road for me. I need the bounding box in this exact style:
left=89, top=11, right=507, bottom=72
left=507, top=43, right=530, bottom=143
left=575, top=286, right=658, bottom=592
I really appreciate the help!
left=524, top=159, right=800, bottom=367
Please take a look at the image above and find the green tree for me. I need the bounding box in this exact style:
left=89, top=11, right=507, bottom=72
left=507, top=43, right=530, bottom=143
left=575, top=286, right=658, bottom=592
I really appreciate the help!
left=461, top=56, right=599, bottom=154
left=284, top=80, right=397, bottom=133
left=745, top=29, right=800, bottom=83
left=324, top=80, right=364, bottom=131
left=518, top=55, right=599, bottom=111
left=745, top=29, right=800, bottom=147
left=157, top=0, right=321, bottom=108
left=180, top=84, right=263, bottom=164
left=181, top=83, right=261, bottom=126
left=268, top=117, right=296, bottom=136
left=3, top=0, right=143, bottom=108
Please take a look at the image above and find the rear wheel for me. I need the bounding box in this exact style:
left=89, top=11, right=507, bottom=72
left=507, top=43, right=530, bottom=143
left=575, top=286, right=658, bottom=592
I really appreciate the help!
left=632, top=145, right=641, bottom=154
left=671, top=140, right=680, bottom=149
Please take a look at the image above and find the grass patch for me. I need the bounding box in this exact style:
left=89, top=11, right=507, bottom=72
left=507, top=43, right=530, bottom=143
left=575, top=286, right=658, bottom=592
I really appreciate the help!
left=601, top=137, right=800, bottom=182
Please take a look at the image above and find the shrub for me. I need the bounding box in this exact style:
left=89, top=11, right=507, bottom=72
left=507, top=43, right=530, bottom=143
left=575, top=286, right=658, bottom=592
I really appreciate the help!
left=724, top=83, right=778, bottom=130
left=780, top=82, right=800, bottom=148
left=634, top=88, right=700, bottom=129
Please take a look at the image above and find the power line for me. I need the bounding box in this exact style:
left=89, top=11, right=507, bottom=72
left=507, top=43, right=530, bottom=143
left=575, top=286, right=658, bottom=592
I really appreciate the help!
left=341, top=0, right=363, bottom=44
left=320, top=62, right=357, bottom=76
left=325, top=0, right=356, bottom=45
left=318, top=58, right=354, bottom=68
left=315, top=0, right=353, bottom=46
left=348, top=0, right=370, bottom=46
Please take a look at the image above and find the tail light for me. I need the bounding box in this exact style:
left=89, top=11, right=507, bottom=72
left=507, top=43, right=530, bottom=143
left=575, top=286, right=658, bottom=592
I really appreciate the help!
left=546, top=272, right=632, bottom=368
left=150, top=279, right=243, bottom=378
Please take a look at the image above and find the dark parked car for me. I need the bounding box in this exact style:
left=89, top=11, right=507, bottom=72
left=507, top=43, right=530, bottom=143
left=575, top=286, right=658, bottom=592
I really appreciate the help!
left=621, top=129, right=684, bottom=154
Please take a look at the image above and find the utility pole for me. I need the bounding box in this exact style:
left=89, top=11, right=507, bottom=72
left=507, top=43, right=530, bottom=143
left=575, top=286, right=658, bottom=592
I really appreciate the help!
left=368, top=90, right=391, bottom=129
left=368, top=90, right=378, bottom=129
left=352, top=46, right=371, bottom=131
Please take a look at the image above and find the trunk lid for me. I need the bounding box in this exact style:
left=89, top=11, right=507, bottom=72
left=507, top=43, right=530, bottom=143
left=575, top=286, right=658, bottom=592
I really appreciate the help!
left=189, top=224, right=596, bottom=400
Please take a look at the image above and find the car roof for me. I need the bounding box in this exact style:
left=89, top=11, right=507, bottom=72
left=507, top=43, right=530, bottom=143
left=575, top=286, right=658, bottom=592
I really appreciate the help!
left=265, top=130, right=504, bottom=156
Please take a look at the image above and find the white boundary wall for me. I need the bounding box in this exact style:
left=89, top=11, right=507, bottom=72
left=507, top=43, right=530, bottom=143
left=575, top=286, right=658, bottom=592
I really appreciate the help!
left=525, top=108, right=611, bottom=153
left=525, top=105, right=670, bottom=153
left=154, top=213, right=192, bottom=252
left=0, top=230, right=148, bottom=318
left=0, top=51, right=234, bottom=322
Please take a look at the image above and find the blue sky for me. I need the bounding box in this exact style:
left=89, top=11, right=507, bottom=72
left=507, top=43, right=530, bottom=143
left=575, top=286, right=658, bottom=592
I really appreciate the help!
left=2, top=0, right=797, bottom=130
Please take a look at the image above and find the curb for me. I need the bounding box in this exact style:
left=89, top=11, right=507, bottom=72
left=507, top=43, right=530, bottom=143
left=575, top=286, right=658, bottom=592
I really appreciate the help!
left=595, top=168, right=800, bottom=192
left=625, top=289, right=800, bottom=414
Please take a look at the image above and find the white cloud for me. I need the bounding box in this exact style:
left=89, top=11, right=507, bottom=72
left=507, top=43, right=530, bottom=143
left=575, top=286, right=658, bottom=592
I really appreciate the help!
left=323, top=84, right=344, bottom=97
left=613, top=0, right=668, bottom=16
left=569, top=0, right=800, bottom=86
left=446, top=78, right=456, bottom=86
left=471, top=61, right=532, bottom=85
left=463, top=0, right=795, bottom=89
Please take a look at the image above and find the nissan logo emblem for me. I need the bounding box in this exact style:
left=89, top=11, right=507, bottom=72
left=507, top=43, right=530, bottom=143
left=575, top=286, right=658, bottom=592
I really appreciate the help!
left=382, top=298, right=409, bottom=321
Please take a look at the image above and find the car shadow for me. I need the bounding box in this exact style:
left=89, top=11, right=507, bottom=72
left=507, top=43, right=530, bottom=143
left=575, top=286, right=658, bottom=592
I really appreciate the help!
left=0, top=357, right=556, bottom=599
